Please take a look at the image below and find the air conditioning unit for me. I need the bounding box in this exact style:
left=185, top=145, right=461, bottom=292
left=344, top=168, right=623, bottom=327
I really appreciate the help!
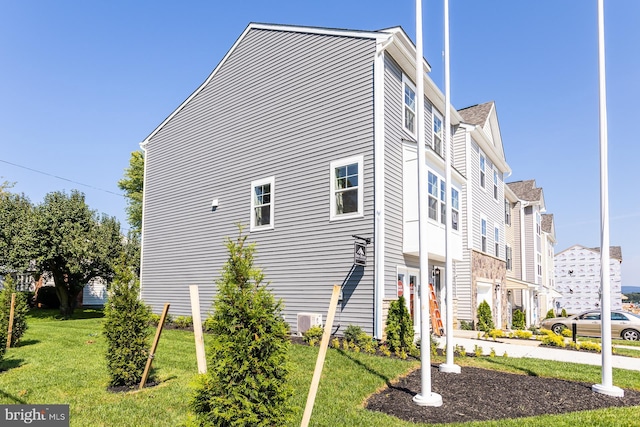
left=297, top=313, right=322, bottom=336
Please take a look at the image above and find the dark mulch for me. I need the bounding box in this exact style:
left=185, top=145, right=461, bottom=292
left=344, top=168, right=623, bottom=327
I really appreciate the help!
left=107, top=380, right=159, bottom=393
left=366, top=365, right=640, bottom=424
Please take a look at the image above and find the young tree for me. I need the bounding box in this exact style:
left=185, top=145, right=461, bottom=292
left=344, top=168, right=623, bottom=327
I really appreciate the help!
left=118, top=150, right=144, bottom=236
left=476, top=300, right=495, bottom=332
left=385, top=295, right=415, bottom=354
left=0, top=275, right=29, bottom=347
left=190, top=227, right=292, bottom=427
left=30, top=191, right=123, bottom=318
left=103, top=252, right=152, bottom=388
left=0, top=192, right=34, bottom=275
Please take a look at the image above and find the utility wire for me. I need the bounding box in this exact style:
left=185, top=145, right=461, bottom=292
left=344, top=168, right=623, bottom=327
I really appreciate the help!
left=0, top=158, right=125, bottom=197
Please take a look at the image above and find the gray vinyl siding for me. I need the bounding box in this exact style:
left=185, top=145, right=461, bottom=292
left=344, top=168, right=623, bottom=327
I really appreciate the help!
left=524, top=206, right=535, bottom=282
left=382, top=54, right=405, bottom=299
left=141, top=28, right=377, bottom=335
left=511, top=201, right=523, bottom=280
left=452, top=129, right=467, bottom=177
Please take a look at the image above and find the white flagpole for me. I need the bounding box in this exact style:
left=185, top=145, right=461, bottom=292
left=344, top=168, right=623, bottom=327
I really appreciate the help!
left=439, top=0, right=461, bottom=375
left=592, top=0, right=623, bottom=398
left=413, top=0, right=443, bottom=407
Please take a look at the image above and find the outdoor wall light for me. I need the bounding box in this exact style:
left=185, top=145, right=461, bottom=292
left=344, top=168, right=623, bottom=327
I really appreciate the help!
left=211, top=198, right=219, bottom=211
left=495, top=284, right=500, bottom=293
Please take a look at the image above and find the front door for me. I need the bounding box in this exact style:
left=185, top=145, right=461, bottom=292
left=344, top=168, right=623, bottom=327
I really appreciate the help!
left=397, top=267, right=421, bottom=337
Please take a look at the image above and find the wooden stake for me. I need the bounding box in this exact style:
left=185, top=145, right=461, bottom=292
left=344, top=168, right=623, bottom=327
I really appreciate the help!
left=6, top=293, right=16, bottom=349
left=300, top=285, right=341, bottom=427
left=189, top=285, right=207, bottom=374
left=139, top=303, right=170, bottom=389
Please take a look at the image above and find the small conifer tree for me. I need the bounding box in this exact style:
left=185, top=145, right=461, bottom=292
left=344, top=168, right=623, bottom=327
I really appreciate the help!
left=512, top=309, right=526, bottom=330
left=385, top=295, right=415, bottom=353
left=0, top=275, right=29, bottom=348
left=103, top=254, right=152, bottom=387
left=476, top=300, right=494, bottom=332
left=561, top=308, right=567, bottom=317
left=190, top=226, right=292, bottom=427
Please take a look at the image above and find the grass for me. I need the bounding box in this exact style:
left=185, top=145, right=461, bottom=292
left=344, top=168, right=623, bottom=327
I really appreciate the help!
left=1, top=309, right=639, bottom=426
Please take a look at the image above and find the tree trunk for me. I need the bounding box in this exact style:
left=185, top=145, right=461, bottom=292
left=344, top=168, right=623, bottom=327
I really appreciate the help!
left=52, top=272, right=74, bottom=319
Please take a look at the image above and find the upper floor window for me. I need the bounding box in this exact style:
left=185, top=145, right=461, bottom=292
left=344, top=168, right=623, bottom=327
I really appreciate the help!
left=330, top=156, right=364, bottom=220
left=494, top=225, right=500, bottom=257
left=403, top=76, right=416, bottom=135
left=428, top=172, right=438, bottom=221
left=250, top=176, right=275, bottom=231
left=451, top=188, right=459, bottom=231
left=537, top=253, right=543, bottom=277
left=439, top=180, right=446, bottom=225
left=432, top=110, right=443, bottom=156
left=505, top=245, right=513, bottom=270
left=481, top=217, right=487, bottom=252
left=479, top=154, right=486, bottom=189
left=493, top=170, right=499, bottom=200
left=504, top=199, right=511, bottom=226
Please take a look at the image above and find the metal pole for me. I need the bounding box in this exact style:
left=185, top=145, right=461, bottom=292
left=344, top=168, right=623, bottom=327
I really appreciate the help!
left=592, top=0, right=623, bottom=398
left=413, top=0, right=442, bottom=407
left=439, top=0, right=460, bottom=375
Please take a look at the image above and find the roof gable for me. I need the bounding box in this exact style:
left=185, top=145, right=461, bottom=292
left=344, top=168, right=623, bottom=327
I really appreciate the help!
left=458, top=101, right=509, bottom=175
left=555, top=244, right=623, bottom=262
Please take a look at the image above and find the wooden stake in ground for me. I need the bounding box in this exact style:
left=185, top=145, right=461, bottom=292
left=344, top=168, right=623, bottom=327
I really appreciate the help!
left=6, top=293, right=16, bottom=349
left=300, top=284, right=341, bottom=427
left=189, top=285, right=207, bottom=374
left=139, top=303, right=170, bottom=390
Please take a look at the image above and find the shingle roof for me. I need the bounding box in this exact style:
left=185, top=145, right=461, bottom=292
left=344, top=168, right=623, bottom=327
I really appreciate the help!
left=458, top=101, right=494, bottom=126
left=506, top=180, right=543, bottom=202
left=541, top=214, right=554, bottom=233
left=591, top=246, right=623, bottom=262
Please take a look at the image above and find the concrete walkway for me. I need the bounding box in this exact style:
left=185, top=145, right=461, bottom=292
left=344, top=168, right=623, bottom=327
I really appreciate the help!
left=433, top=330, right=640, bottom=371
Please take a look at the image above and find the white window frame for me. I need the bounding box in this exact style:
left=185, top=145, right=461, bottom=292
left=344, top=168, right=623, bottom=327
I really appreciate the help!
left=330, top=155, right=364, bottom=221
left=481, top=216, right=487, bottom=253
left=479, top=154, right=486, bottom=189
left=494, top=223, right=500, bottom=257
left=402, top=75, right=417, bottom=137
left=432, top=108, right=443, bottom=156
left=451, top=187, right=460, bottom=231
left=506, top=244, right=513, bottom=270
left=493, top=169, right=499, bottom=200
left=250, top=176, right=275, bottom=232
left=428, top=171, right=438, bottom=221
left=504, top=199, right=511, bottom=226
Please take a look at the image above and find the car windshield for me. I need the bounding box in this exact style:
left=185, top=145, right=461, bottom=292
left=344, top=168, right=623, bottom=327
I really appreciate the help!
left=626, top=312, right=640, bottom=320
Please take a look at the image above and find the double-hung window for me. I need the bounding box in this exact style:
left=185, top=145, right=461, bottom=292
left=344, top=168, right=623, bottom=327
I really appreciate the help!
left=250, top=176, right=275, bottom=231
left=481, top=217, right=487, bottom=252
left=493, top=170, right=499, bottom=200
left=451, top=188, right=459, bottom=231
left=505, top=245, right=513, bottom=270
left=432, top=110, right=443, bottom=156
left=479, top=154, right=486, bottom=189
left=504, top=199, right=511, bottom=226
left=330, top=156, right=363, bottom=220
left=402, top=76, right=416, bottom=135
left=439, top=180, right=446, bottom=225
left=494, top=225, right=500, bottom=257
left=428, top=172, right=438, bottom=221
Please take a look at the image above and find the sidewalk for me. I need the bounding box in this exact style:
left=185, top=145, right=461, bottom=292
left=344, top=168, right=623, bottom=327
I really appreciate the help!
left=433, top=330, right=640, bottom=371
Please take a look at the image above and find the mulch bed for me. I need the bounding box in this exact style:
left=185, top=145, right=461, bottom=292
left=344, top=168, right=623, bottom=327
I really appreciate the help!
left=107, top=380, right=159, bottom=393
left=365, top=365, right=640, bottom=424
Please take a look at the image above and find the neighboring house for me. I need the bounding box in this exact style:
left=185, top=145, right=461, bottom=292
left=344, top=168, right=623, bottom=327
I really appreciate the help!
left=138, top=23, right=465, bottom=338
left=453, top=101, right=511, bottom=329
left=554, top=245, right=623, bottom=313
left=539, top=213, right=560, bottom=317
left=505, top=179, right=550, bottom=327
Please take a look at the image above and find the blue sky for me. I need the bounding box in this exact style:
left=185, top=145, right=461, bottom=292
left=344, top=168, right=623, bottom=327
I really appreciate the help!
left=1, top=1, right=638, bottom=286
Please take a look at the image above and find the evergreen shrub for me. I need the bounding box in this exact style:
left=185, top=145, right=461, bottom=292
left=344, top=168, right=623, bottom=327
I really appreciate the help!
left=512, top=309, right=526, bottom=330
left=385, top=295, right=415, bottom=354
left=476, top=300, right=494, bottom=332
left=0, top=275, right=29, bottom=348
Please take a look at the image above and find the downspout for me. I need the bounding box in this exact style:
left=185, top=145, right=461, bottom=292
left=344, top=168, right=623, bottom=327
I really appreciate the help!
left=373, top=37, right=390, bottom=339
left=138, top=140, right=148, bottom=300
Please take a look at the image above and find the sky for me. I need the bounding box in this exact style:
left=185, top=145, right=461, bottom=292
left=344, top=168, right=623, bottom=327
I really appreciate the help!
left=1, top=1, right=638, bottom=286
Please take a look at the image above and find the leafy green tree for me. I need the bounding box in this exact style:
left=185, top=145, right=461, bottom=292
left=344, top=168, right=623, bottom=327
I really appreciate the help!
left=476, top=300, right=494, bottom=332
left=385, top=296, right=415, bottom=354
left=512, top=309, right=526, bottom=330
left=190, top=227, right=292, bottom=427
left=0, top=192, right=35, bottom=275
left=118, top=150, right=144, bottom=236
left=103, top=253, right=152, bottom=387
left=30, top=191, right=123, bottom=318
left=0, top=275, right=29, bottom=347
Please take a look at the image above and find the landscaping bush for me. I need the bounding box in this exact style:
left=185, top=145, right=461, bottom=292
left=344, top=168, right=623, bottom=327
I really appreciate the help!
left=202, top=316, right=214, bottom=333
left=385, top=295, right=415, bottom=354
left=103, top=255, right=152, bottom=388
left=476, top=300, right=494, bottom=332
left=541, top=333, right=565, bottom=348
left=561, top=308, right=567, bottom=317
left=561, top=328, right=573, bottom=338
left=0, top=275, right=29, bottom=347
left=579, top=341, right=602, bottom=352
left=545, top=309, right=555, bottom=319
left=488, top=329, right=504, bottom=340
left=173, top=315, right=193, bottom=329
left=459, top=319, right=473, bottom=330
left=512, top=309, right=525, bottom=330
left=302, top=325, right=324, bottom=347
left=189, top=228, right=292, bottom=427
left=513, top=330, right=533, bottom=340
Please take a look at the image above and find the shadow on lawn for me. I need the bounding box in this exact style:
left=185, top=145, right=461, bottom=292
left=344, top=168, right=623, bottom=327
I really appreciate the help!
left=0, top=388, right=27, bottom=404
left=16, top=339, right=40, bottom=347
left=0, top=357, right=25, bottom=373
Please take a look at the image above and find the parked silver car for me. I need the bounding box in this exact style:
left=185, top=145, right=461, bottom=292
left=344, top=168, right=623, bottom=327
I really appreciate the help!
left=540, top=310, right=640, bottom=341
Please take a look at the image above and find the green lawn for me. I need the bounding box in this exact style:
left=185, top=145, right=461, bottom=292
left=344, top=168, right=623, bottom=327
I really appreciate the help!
left=1, top=309, right=639, bottom=426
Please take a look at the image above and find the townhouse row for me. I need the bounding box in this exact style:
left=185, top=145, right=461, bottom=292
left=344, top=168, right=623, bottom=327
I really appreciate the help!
left=138, top=23, right=558, bottom=338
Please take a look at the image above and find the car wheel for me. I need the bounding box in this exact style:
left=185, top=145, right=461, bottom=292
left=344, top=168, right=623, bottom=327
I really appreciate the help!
left=552, top=324, right=566, bottom=335
left=622, top=329, right=640, bottom=341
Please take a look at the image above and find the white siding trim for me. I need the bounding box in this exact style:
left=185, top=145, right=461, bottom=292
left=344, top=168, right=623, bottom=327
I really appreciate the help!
left=374, top=48, right=385, bottom=339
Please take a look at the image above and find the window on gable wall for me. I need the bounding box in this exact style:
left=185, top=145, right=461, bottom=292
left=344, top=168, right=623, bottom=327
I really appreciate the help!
left=403, top=76, right=416, bottom=135
left=481, top=217, right=487, bottom=252
left=250, top=177, right=275, bottom=231
left=330, top=156, right=363, bottom=220
left=493, top=170, right=499, bottom=200
left=479, top=154, right=486, bottom=189
left=432, top=110, right=443, bottom=156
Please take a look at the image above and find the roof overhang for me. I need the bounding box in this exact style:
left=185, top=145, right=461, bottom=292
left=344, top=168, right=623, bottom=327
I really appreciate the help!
left=459, top=122, right=511, bottom=175
left=505, top=277, right=538, bottom=291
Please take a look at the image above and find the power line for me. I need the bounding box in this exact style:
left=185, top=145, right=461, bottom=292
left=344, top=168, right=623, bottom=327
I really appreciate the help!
left=0, top=158, right=125, bottom=197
